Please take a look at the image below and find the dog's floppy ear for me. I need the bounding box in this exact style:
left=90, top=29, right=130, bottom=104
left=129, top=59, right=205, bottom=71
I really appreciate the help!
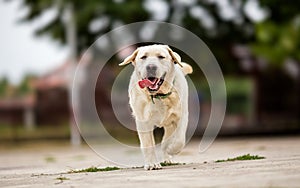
left=166, top=46, right=183, bottom=67
left=119, top=48, right=139, bottom=66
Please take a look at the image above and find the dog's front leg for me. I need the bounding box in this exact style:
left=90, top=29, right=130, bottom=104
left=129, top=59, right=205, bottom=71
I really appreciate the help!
left=137, top=122, right=162, bottom=170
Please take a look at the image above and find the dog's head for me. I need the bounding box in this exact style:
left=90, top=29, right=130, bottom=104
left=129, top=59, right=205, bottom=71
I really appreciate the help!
left=119, top=44, right=182, bottom=93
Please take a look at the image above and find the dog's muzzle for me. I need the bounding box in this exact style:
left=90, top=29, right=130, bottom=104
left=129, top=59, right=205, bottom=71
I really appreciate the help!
left=138, top=73, right=166, bottom=92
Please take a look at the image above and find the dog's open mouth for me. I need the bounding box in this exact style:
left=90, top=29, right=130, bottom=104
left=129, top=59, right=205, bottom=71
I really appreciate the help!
left=138, top=73, right=166, bottom=92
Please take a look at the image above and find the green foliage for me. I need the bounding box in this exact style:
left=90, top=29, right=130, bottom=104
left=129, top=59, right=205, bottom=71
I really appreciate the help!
left=56, top=176, right=69, bottom=181
left=17, top=76, right=31, bottom=96
left=225, top=77, right=253, bottom=114
left=0, top=78, right=8, bottom=97
left=45, top=156, right=56, bottom=163
left=6, top=0, right=258, bottom=74
left=16, top=0, right=150, bottom=52
left=259, top=0, right=300, bottom=23
left=160, top=162, right=186, bottom=167
left=68, top=166, right=120, bottom=173
left=0, top=74, right=36, bottom=98
left=9, top=0, right=300, bottom=72
left=215, top=154, right=265, bottom=163
left=0, top=123, right=70, bottom=141
left=252, top=19, right=300, bottom=65
left=252, top=1, right=300, bottom=65
left=55, top=176, right=70, bottom=184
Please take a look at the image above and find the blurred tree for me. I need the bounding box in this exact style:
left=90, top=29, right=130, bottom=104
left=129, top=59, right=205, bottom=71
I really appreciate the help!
left=0, top=75, right=35, bottom=97
left=11, top=0, right=299, bottom=73
left=250, top=0, right=300, bottom=124
left=16, top=74, right=35, bottom=96
left=166, top=0, right=256, bottom=74
left=15, top=0, right=149, bottom=53
left=251, top=1, right=300, bottom=66
left=0, top=78, right=9, bottom=97
left=9, top=0, right=261, bottom=74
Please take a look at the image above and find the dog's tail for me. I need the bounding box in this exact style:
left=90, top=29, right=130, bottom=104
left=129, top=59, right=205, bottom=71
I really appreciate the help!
left=179, top=62, right=193, bottom=75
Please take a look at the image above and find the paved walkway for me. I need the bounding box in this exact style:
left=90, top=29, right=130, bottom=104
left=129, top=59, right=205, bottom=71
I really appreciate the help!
left=1, top=136, right=300, bottom=187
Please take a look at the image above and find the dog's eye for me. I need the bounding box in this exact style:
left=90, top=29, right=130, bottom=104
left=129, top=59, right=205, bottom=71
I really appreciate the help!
left=158, top=55, right=165, bottom=59
left=140, top=55, right=147, bottom=60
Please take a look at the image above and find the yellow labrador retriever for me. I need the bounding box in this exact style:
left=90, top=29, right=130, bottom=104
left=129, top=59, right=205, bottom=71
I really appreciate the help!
left=119, top=44, right=193, bottom=170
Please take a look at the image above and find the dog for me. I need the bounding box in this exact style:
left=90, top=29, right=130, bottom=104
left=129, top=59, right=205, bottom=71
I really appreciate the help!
left=119, top=44, right=193, bottom=170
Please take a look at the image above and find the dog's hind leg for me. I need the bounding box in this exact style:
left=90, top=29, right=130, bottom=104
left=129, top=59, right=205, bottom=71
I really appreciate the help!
left=161, top=124, right=177, bottom=162
left=162, top=117, right=187, bottom=161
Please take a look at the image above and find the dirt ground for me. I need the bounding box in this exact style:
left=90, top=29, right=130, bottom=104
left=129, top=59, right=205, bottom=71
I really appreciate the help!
left=1, top=136, right=300, bottom=188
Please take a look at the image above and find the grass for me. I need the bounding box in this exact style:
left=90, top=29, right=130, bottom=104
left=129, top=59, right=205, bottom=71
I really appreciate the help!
left=73, top=155, right=86, bottom=161
left=45, top=156, right=56, bottom=163
left=32, top=162, right=189, bottom=179
left=215, top=154, right=265, bottom=163
left=55, top=176, right=69, bottom=184
left=0, top=123, right=70, bottom=141
left=68, top=163, right=185, bottom=174
left=68, top=166, right=120, bottom=173
left=56, top=176, right=69, bottom=181
left=160, top=162, right=186, bottom=166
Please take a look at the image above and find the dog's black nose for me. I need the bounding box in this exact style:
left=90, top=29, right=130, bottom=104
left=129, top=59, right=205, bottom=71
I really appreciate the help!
left=146, top=64, right=157, bottom=76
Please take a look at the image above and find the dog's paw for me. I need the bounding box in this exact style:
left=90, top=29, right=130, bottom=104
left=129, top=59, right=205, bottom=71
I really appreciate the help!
left=163, top=153, right=173, bottom=163
left=163, top=158, right=173, bottom=164
left=144, top=163, right=162, bottom=170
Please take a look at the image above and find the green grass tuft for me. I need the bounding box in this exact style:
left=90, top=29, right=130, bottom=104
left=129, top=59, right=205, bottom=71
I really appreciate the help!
left=68, top=166, right=120, bottom=173
left=215, top=154, right=265, bottom=163
left=160, top=162, right=186, bottom=166
left=55, top=176, right=70, bottom=184
left=45, top=156, right=56, bottom=163
left=56, top=176, right=69, bottom=181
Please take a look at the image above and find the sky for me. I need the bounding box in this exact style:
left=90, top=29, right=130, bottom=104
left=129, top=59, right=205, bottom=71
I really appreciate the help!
left=0, top=1, right=68, bottom=85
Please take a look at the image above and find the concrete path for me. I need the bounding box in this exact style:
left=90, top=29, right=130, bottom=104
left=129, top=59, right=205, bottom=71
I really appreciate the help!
left=1, top=136, right=300, bottom=187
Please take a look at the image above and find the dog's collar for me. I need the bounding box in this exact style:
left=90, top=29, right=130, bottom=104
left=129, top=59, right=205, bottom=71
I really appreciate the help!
left=149, top=78, right=175, bottom=104
left=150, top=92, right=172, bottom=104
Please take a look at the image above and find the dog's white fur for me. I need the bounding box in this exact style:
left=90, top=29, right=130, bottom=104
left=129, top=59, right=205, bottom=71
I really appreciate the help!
left=119, top=44, right=192, bottom=170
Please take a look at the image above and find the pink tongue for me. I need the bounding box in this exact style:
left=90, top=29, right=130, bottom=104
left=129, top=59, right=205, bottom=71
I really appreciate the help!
left=138, top=79, right=153, bottom=89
